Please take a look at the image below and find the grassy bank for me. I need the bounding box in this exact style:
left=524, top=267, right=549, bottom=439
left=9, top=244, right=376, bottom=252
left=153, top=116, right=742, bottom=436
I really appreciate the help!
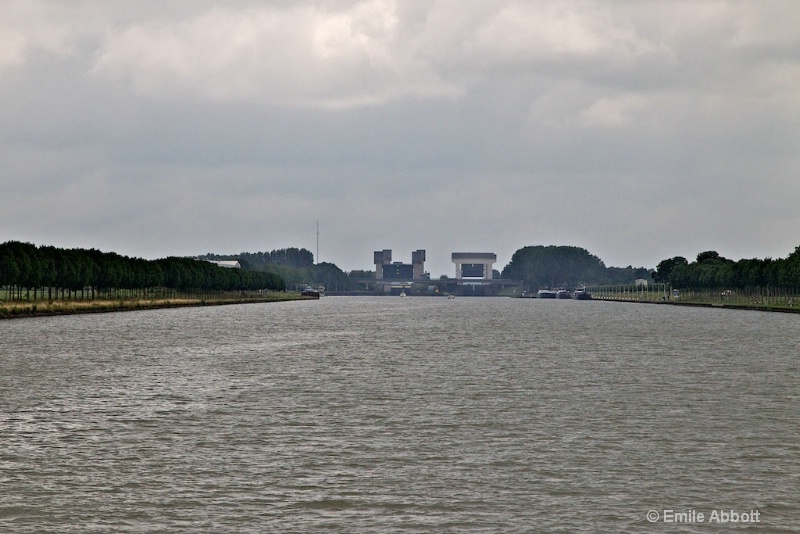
left=589, top=285, right=800, bottom=313
left=0, top=292, right=310, bottom=320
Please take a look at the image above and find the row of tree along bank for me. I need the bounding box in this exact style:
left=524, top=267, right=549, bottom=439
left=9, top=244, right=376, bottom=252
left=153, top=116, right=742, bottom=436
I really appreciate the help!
left=501, top=245, right=800, bottom=295
left=0, top=241, right=285, bottom=302
left=500, top=245, right=651, bottom=291
left=586, top=283, right=799, bottom=311
left=197, top=250, right=371, bottom=293
left=652, top=248, right=800, bottom=290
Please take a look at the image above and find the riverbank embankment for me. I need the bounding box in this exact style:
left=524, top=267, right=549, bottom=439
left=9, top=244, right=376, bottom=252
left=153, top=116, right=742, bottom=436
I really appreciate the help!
left=594, top=297, right=800, bottom=314
left=0, top=293, right=311, bottom=320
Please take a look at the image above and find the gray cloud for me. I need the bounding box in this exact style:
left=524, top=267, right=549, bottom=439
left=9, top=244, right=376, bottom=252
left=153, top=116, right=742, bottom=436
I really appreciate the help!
left=1, top=0, right=798, bottom=277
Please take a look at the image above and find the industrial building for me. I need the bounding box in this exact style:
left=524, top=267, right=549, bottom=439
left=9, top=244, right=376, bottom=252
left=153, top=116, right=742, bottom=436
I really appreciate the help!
left=451, top=252, right=496, bottom=280
left=369, top=249, right=514, bottom=296
left=206, top=260, right=241, bottom=269
left=374, top=249, right=427, bottom=280
left=373, top=249, right=428, bottom=295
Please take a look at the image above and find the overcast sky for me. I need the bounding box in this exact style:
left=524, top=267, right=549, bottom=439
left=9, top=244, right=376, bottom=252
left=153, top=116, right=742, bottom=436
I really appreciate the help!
left=2, top=1, right=798, bottom=277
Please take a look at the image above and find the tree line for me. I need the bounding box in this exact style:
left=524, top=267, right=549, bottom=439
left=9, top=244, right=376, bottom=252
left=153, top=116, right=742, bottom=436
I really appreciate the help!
left=197, top=248, right=314, bottom=270
left=500, top=244, right=800, bottom=292
left=652, top=248, right=800, bottom=289
left=199, top=249, right=370, bottom=291
left=14, top=239, right=793, bottom=300
left=501, top=245, right=651, bottom=290
left=0, top=241, right=285, bottom=301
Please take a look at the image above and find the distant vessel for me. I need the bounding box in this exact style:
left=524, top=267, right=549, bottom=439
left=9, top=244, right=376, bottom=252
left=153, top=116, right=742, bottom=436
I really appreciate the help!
left=573, top=287, right=592, bottom=300
left=399, top=291, right=407, bottom=298
left=556, top=289, right=571, bottom=299
left=537, top=289, right=557, bottom=299
left=301, top=286, right=320, bottom=298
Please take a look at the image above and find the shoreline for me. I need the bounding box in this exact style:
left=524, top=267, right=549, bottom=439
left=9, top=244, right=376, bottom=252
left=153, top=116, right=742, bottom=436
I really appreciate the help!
left=0, top=293, right=312, bottom=320
left=594, top=297, right=800, bottom=314
left=5, top=293, right=798, bottom=319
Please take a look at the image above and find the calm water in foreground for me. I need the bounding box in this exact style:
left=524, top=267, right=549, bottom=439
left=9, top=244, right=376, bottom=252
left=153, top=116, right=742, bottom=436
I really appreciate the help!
left=1, top=297, right=798, bottom=532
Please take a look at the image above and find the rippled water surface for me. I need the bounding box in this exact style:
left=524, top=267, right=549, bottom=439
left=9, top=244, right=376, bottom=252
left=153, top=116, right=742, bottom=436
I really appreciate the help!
left=1, top=297, right=799, bottom=532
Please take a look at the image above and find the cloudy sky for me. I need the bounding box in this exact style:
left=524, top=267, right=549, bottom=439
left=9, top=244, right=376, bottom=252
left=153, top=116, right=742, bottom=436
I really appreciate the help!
left=2, top=1, right=798, bottom=276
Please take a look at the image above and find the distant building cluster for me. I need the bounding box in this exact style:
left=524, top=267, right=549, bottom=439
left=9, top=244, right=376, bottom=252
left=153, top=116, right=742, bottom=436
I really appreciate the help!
left=373, top=249, right=428, bottom=281
left=373, top=249, right=497, bottom=280
left=371, top=249, right=500, bottom=296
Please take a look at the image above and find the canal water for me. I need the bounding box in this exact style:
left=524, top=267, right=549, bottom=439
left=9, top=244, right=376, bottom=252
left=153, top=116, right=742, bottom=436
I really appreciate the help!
left=1, top=297, right=798, bottom=532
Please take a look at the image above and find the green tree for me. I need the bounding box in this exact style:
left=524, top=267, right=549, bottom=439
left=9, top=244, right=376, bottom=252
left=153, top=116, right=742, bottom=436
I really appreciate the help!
left=502, top=245, right=607, bottom=290
left=696, top=250, right=721, bottom=263
left=653, top=256, right=688, bottom=283
left=313, top=262, right=349, bottom=291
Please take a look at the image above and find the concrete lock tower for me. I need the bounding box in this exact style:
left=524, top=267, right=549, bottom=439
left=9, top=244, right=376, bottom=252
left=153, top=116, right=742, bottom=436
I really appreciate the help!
left=452, top=253, right=496, bottom=280
left=412, top=250, right=426, bottom=280
left=374, top=249, right=426, bottom=280
left=374, top=249, right=392, bottom=280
